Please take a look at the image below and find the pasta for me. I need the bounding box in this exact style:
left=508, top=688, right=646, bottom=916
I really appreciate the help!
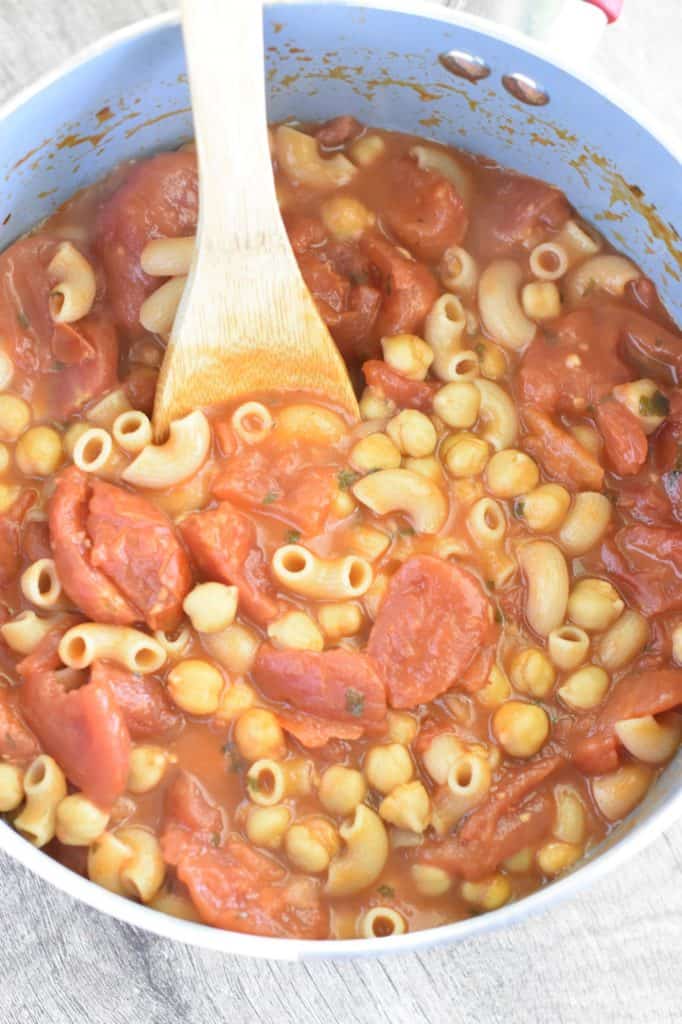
left=48, top=242, right=97, bottom=323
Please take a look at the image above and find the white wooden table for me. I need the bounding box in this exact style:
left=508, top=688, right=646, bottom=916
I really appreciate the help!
left=1, top=3, right=680, bottom=1021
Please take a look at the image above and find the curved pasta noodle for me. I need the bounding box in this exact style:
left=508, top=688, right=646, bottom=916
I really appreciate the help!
left=59, top=623, right=167, bottom=674
left=231, top=401, right=274, bottom=444
left=565, top=253, right=640, bottom=304
left=20, top=559, right=62, bottom=609
left=139, top=275, right=187, bottom=335
left=478, top=259, right=536, bottom=351
left=518, top=540, right=569, bottom=637
left=439, top=245, right=478, bottom=298
left=0, top=610, right=58, bottom=655
left=352, top=468, right=447, bottom=534
left=558, top=492, right=611, bottom=557
left=112, top=411, right=153, bottom=454
left=326, top=804, right=389, bottom=897
left=410, top=144, right=472, bottom=207
left=528, top=241, right=568, bottom=281
left=48, top=242, right=97, bottom=324
left=424, top=294, right=467, bottom=381
left=614, top=713, right=681, bottom=764
left=467, top=497, right=506, bottom=548
left=359, top=907, right=407, bottom=938
left=140, top=236, right=196, bottom=277
left=13, top=755, right=67, bottom=848
left=473, top=379, right=518, bottom=450
left=271, top=544, right=373, bottom=600
left=275, top=125, right=356, bottom=189
left=122, top=410, right=211, bottom=488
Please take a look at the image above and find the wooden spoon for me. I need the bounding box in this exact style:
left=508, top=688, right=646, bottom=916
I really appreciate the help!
left=152, top=0, right=359, bottom=439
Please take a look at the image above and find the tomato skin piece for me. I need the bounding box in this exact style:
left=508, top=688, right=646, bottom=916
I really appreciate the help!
left=0, top=490, right=36, bottom=586
left=562, top=669, right=682, bottom=774
left=523, top=406, right=604, bottom=491
left=87, top=477, right=192, bottom=631
left=50, top=468, right=192, bottom=630
left=212, top=443, right=338, bottom=535
left=18, top=628, right=131, bottom=807
left=50, top=467, right=139, bottom=625
left=277, top=709, right=365, bottom=748
left=50, top=315, right=119, bottom=420
left=22, top=517, right=52, bottom=564
left=600, top=524, right=682, bottom=617
left=179, top=502, right=281, bottom=626
left=96, top=151, right=198, bottom=331
left=361, top=234, right=440, bottom=340
left=466, top=168, right=569, bottom=259
left=382, top=156, right=468, bottom=263
left=363, top=360, right=438, bottom=412
left=595, top=400, right=648, bottom=477
left=161, top=771, right=225, bottom=866
left=89, top=661, right=180, bottom=739
left=367, top=555, right=495, bottom=709
left=253, top=643, right=387, bottom=728
left=315, top=115, right=362, bottom=148
left=176, top=840, right=328, bottom=938
left=417, top=756, right=562, bottom=880
left=0, top=690, right=40, bottom=763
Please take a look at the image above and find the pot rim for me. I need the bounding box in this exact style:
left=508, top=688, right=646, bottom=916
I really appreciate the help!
left=0, top=0, right=680, bottom=960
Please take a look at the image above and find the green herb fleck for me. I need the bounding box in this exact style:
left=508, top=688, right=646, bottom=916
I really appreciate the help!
left=377, top=884, right=395, bottom=899
left=513, top=500, right=525, bottom=519
left=16, top=309, right=29, bottom=329
left=222, top=741, right=246, bottom=774
left=639, top=390, right=669, bottom=418
left=210, top=831, right=221, bottom=847
left=475, top=342, right=486, bottom=359
left=338, top=469, right=360, bottom=491
left=398, top=525, right=416, bottom=537
left=345, top=687, right=365, bottom=717
left=286, top=529, right=301, bottom=544
left=262, top=490, right=279, bottom=505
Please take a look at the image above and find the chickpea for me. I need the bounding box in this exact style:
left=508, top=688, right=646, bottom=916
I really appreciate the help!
left=461, top=874, right=511, bottom=910
left=509, top=648, right=556, bottom=699
left=536, top=841, right=582, bottom=876
left=492, top=700, right=550, bottom=758
left=321, top=195, right=375, bottom=241
left=432, top=381, right=480, bottom=429
left=349, top=432, right=401, bottom=473
left=0, top=394, right=31, bottom=442
left=246, top=805, right=292, bottom=850
left=233, top=707, right=286, bottom=762
left=568, top=578, right=624, bottom=632
left=485, top=449, right=539, bottom=499
left=381, top=334, right=433, bottom=381
left=386, top=409, right=437, bottom=457
left=166, top=659, right=224, bottom=716
left=441, top=432, right=490, bottom=478
left=15, top=426, right=63, bottom=476
left=364, top=743, right=414, bottom=794
left=128, top=745, right=175, bottom=794
left=318, top=765, right=367, bottom=816
left=285, top=816, right=340, bottom=873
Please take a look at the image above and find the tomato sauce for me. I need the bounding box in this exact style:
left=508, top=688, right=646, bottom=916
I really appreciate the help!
left=0, top=117, right=681, bottom=941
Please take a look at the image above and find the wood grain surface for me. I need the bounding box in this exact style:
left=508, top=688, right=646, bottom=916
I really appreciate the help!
left=0, top=2, right=680, bottom=1022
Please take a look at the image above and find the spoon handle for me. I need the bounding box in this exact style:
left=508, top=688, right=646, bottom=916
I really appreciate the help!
left=181, top=0, right=286, bottom=257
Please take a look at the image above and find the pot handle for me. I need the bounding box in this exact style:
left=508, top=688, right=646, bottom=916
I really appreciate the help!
left=463, top=0, right=624, bottom=60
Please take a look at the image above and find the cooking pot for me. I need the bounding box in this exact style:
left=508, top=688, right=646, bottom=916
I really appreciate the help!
left=0, top=0, right=680, bottom=959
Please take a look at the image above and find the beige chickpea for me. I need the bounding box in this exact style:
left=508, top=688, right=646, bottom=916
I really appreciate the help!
left=321, top=195, right=375, bottom=241
left=285, top=816, right=340, bottom=873
left=509, top=648, right=556, bottom=699
left=0, top=442, right=10, bottom=475
left=485, top=449, right=539, bottom=499
left=0, top=394, right=31, bottom=441
left=349, top=433, right=401, bottom=473
left=267, top=611, right=324, bottom=652
left=402, top=454, right=444, bottom=484
left=379, top=780, right=431, bottom=833
left=503, top=847, right=534, bottom=873
left=359, top=386, right=396, bottom=421
left=521, top=281, right=561, bottom=320
left=432, top=381, right=481, bottom=429
left=364, top=743, right=414, bottom=795
left=127, top=745, right=175, bottom=794
left=474, top=337, right=507, bottom=380
left=493, top=701, right=550, bottom=758
left=330, top=487, right=356, bottom=518
left=557, top=665, right=609, bottom=710
left=568, top=578, right=624, bottom=632
left=319, top=765, right=368, bottom=816
left=246, top=804, right=292, bottom=850
left=182, top=582, right=238, bottom=634
left=386, top=711, right=418, bottom=746
left=516, top=483, right=571, bottom=533
left=234, top=707, right=286, bottom=762
left=411, top=863, right=452, bottom=896
left=386, top=409, right=437, bottom=457
left=55, top=794, right=110, bottom=846
left=317, top=602, right=364, bottom=640
left=536, top=841, right=582, bottom=877
left=166, top=659, right=224, bottom=715
left=460, top=874, right=511, bottom=911
left=215, top=680, right=257, bottom=722
left=201, top=623, right=260, bottom=676
left=0, top=763, right=24, bottom=811
left=350, top=133, right=386, bottom=167
left=476, top=665, right=512, bottom=708
left=381, top=334, right=433, bottom=380
left=441, top=432, right=490, bottom=478
left=15, top=426, right=63, bottom=476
